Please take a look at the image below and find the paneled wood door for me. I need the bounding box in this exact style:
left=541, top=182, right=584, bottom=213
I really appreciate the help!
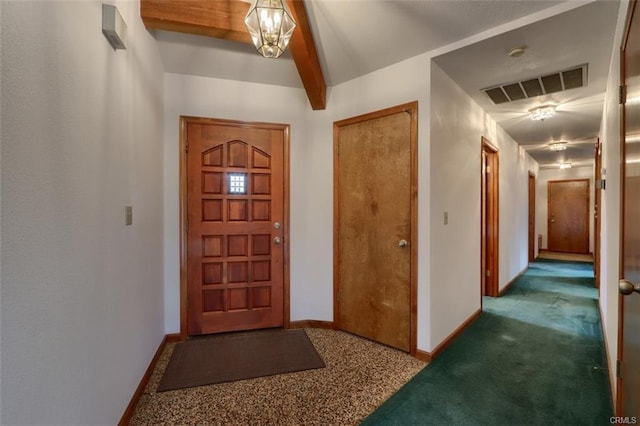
left=547, top=179, right=589, bottom=253
left=182, top=117, right=288, bottom=336
left=334, top=102, right=418, bottom=353
left=618, top=0, right=640, bottom=416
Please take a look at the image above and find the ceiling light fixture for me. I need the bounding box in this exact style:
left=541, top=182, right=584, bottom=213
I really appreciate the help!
left=507, top=46, right=527, bottom=58
left=559, top=162, right=572, bottom=170
left=529, top=105, right=556, bottom=121
left=244, top=0, right=296, bottom=59
left=549, top=142, right=567, bottom=151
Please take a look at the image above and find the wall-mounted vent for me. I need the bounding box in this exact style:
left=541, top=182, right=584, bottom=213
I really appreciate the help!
left=482, top=64, right=588, bottom=104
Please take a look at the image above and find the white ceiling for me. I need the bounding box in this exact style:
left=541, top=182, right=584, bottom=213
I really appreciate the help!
left=153, top=0, right=621, bottom=167
left=433, top=0, right=620, bottom=167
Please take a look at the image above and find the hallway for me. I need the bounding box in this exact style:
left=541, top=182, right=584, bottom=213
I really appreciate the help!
left=364, top=259, right=612, bottom=425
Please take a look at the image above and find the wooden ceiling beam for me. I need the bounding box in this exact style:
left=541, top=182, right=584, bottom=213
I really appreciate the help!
left=140, top=0, right=327, bottom=110
left=286, top=0, right=327, bottom=110
left=141, top=1, right=252, bottom=43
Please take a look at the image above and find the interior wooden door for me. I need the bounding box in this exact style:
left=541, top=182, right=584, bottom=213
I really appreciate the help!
left=594, top=139, right=602, bottom=288
left=547, top=179, right=589, bottom=253
left=481, top=138, right=499, bottom=297
left=528, top=172, right=536, bottom=262
left=183, top=118, right=287, bottom=336
left=619, top=0, right=640, bottom=416
left=334, top=102, right=417, bottom=353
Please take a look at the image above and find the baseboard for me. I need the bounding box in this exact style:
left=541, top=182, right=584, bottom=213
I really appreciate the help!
left=499, top=266, right=528, bottom=296
left=415, top=349, right=431, bottom=362
left=429, top=308, right=483, bottom=360
left=289, top=320, right=334, bottom=329
left=599, top=302, right=617, bottom=415
left=119, top=333, right=180, bottom=426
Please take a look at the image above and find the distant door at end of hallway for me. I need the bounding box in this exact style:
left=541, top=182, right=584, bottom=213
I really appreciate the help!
left=547, top=179, right=589, bottom=254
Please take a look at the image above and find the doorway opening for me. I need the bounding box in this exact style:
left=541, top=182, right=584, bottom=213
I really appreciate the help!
left=594, top=139, right=602, bottom=288
left=529, top=172, right=536, bottom=262
left=481, top=137, right=499, bottom=297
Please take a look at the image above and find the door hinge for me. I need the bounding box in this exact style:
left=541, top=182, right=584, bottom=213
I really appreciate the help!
left=185, top=139, right=189, bottom=153
left=486, top=165, right=491, bottom=173
left=185, top=218, right=189, bottom=233
left=486, top=269, right=491, bottom=277
left=620, top=85, right=627, bottom=105
left=336, top=144, right=340, bottom=156
left=617, top=359, right=622, bottom=379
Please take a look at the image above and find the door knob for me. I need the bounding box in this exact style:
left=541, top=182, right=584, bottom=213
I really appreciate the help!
left=273, top=236, right=281, bottom=245
left=398, top=239, right=409, bottom=248
left=619, top=279, right=640, bottom=296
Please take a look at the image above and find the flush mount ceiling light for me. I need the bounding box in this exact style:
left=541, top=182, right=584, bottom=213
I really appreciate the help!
left=559, top=162, right=572, bottom=170
left=549, top=142, right=567, bottom=151
left=244, top=0, right=296, bottom=59
left=529, top=105, right=556, bottom=121
left=507, top=46, right=527, bottom=58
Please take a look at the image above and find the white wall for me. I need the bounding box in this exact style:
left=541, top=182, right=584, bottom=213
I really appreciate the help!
left=1, top=1, right=165, bottom=423
left=163, top=74, right=320, bottom=330
left=314, top=54, right=432, bottom=348
left=536, top=165, right=595, bottom=253
left=598, top=0, right=629, bottom=404
left=163, top=54, right=536, bottom=354
left=429, top=63, right=538, bottom=348
left=163, top=53, right=433, bottom=347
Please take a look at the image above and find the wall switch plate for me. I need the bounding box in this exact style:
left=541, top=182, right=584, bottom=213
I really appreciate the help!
left=125, top=205, right=133, bottom=226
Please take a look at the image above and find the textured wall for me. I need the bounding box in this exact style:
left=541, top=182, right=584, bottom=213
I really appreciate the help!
left=1, top=1, right=165, bottom=423
left=163, top=52, right=431, bottom=345
left=162, top=73, right=311, bottom=331
left=598, top=0, right=630, bottom=403
left=430, top=62, right=538, bottom=349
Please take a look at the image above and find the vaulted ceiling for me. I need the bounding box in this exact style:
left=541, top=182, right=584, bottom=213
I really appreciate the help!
left=142, top=0, right=621, bottom=168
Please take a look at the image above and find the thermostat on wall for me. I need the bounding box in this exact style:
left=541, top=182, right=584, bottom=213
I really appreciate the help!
left=102, top=4, right=127, bottom=50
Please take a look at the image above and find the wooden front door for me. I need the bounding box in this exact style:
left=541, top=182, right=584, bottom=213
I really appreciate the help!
left=182, top=117, right=288, bottom=336
left=619, top=0, right=640, bottom=416
left=334, top=102, right=417, bottom=353
left=547, top=179, right=589, bottom=253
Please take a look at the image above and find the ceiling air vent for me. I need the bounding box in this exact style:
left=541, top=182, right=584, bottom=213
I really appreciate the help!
left=482, top=64, right=588, bottom=104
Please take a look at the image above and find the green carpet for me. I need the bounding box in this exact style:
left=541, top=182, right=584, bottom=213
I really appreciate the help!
left=363, top=259, right=612, bottom=425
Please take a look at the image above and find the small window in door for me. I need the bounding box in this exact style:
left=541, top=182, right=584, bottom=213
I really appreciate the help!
left=228, top=173, right=247, bottom=195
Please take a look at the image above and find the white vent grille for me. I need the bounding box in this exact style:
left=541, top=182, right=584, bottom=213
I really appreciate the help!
left=483, top=64, right=587, bottom=104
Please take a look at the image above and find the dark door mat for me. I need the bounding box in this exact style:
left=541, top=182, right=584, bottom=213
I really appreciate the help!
left=157, top=328, right=325, bottom=392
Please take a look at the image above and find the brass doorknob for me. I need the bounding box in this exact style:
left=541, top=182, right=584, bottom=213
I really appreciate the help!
left=274, top=236, right=281, bottom=245
left=619, top=279, right=640, bottom=296
left=398, top=239, right=409, bottom=248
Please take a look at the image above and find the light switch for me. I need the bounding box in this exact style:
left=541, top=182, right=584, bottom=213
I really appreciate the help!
left=444, top=211, right=448, bottom=225
left=125, top=205, right=133, bottom=226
